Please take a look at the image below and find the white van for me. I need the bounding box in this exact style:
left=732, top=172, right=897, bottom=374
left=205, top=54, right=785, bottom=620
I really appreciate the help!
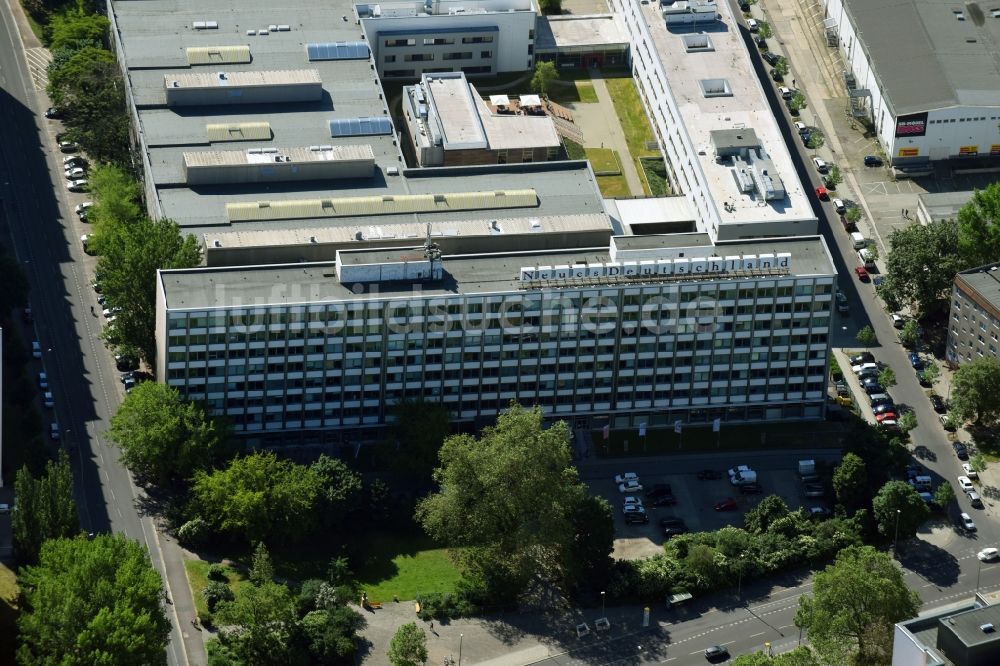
left=910, top=475, right=933, bottom=491
left=747, top=18, right=759, bottom=31
left=850, top=232, right=866, bottom=249
left=858, top=248, right=875, bottom=269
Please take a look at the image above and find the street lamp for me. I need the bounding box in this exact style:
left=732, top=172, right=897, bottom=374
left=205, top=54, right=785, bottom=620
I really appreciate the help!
left=601, top=590, right=606, bottom=617
left=893, top=509, right=901, bottom=558
left=977, top=559, right=983, bottom=594
left=458, top=633, right=463, bottom=666
left=737, top=553, right=746, bottom=603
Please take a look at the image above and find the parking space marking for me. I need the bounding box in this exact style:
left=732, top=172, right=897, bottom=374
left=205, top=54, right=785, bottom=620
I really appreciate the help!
left=862, top=182, right=888, bottom=195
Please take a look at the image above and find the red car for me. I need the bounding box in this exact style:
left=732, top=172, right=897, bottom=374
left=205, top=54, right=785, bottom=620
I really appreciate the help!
left=855, top=266, right=870, bottom=282
left=815, top=186, right=829, bottom=200
left=714, top=498, right=739, bottom=511
left=875, top=412, right=897, bottom=422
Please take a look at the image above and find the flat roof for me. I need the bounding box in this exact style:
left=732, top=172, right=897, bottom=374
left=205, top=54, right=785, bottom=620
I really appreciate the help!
left=956, top=262, right=1000, bottom=312
left=641, top=2, right=814, bottom=227
left=160, top=235, right=835, bottom=310
left=424, top=75, right=487, bottom=149
left=475, top=96, right=561, bottom=150
left=941, top=604, right=1000, bottom=648
left=184, top=145, right=374, bottom=167
left=535, top=15, right=628, bottom=52
left=165, top=69, right=321, bottom=90
left=918, top=190, right=973, bottom=222
left=204, top=213, right=610, bottom=249
left=842, top=0, right=1000, bottom=116
left=614, top=233, right=712, bottom=251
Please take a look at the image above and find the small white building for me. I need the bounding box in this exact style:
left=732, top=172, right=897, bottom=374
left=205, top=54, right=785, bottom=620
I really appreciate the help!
left=823, top=0, right=1000, bottom=166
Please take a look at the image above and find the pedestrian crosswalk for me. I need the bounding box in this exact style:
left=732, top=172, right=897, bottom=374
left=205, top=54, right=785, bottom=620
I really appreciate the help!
left=25, top=47, right=52, bottom=91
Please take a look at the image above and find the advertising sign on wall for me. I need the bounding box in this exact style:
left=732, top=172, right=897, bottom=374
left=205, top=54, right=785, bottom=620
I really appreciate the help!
left=898, top=148, right=919, bottom=157
left=959, top=146, right=979, bottom=156
left=895, top=112, right=928, bottom=137
left=991, top=144, right=1000, bottom=156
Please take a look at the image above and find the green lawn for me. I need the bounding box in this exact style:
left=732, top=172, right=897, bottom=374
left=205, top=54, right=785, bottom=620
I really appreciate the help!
left=584, top=148, right=621, bottom=176
left=355, top=533, right=463, bottom=603
left=563, top=138, right=586, bottom=160
left=595, top=421, right=850, bottom=456
left=604, top=77, right=660, bottom=195
left=596, top=174, right=631, bottom=198
left=184, top=559, right=251, bottom=625
left=640, top=157, right=671, bottom=196
left=549, top=80, right=598, bottom=104
left=0, top=562, right=18, bottom=666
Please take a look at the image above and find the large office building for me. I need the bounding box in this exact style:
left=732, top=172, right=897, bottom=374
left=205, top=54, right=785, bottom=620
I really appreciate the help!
left=612, top=0, right=817, bottom=242
left=823, top=0, right=1000, bottom=166
left=947, top=262, right=1000, bottom=366
left=157, top=234, right=836, bottom=445
left=893, top=597, right=1000, bottom=666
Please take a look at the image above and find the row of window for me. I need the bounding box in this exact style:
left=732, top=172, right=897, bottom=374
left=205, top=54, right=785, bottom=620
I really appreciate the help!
left=384, top=35, right=494, bottom=48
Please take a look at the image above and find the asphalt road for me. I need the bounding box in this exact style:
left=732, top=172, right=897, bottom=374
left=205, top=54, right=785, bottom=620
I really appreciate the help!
left=0, top=4, right=201, bottom=664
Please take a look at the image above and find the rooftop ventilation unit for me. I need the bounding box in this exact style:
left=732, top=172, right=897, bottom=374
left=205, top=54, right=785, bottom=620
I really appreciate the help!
left=212, top=239, right=222, bottom=247
left=306, top=41, right=370, bottom=61
left=309, top=236, right=317, bottom=243
left=277, top=25, right=290, bottom=31
left=258, top=29, right=269, bottom=35
left=386, top=166, right=400, bottom=176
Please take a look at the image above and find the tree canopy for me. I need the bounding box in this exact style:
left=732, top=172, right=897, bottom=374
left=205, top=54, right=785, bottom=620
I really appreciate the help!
left=832, top=453, right=869, bottom=514
left=949, top=357, right=1000, bottom=426
left=530, top=61, right=559, bottom=97
left=47, top=9, right=109, bottom=50
left=109, top=381, right=231, bottom=485
left=796, top=545, right=919, bottom=665
left=17, top=534, right=170, bottom=666
left=957, top=182, right=1000, bottom=268
left=12, top=452, right=79, bottom=564
left=856, top=325, right=877, bottom=349
left=387, top=623, right=428, bottom=666
left=382, top=400, right=451, bottom=482
left=872, top=480, right=929, bottom=541
left=876, top=218, right=966, bottom=315
left=415, top=404, right=591, bottom=598
left=191, top=451, right=324, bottom=546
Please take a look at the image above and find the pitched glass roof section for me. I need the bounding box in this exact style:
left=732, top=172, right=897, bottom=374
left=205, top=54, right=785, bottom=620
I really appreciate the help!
left=329, top=117, right=393, bottom=137
left=306, top=42, right=370, bottom=61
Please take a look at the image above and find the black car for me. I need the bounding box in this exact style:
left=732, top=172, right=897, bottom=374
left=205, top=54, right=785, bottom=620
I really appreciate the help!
left=739, top=1, right=750, bottom=10
left=739, top=483, right=762, bottom=495
left=930, top=395, right=946, bottom=413
left=954, top=442, right=969, bottom=460
left=762, top=51, right=781, bottom=66
left=120, top=371, right=136, bottom=384
left=697, top=469, right=723, bottom=480
left=625, top=512, right=649, bottom=525
left=45, top=107, right=62, bottom=119
left=755, top=36, right=768, bottom=50
left=864, top=155, right=883, bottom=167
left=649, top=494, right=677, bottom=507
left=771, top=69, right=784, bottom=82
left=850, top=352, right=875, bottom=365
left=645, top=484, right=673, bottom=499
left=863, top=383, right=885, bottom=395
left=115, top=354, right=139, bottom=372
left=705, top=645, right=730, bottom=662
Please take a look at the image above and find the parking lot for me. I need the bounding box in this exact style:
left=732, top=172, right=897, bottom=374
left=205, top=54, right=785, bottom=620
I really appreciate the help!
left=588, top=465, right=835, bottom=560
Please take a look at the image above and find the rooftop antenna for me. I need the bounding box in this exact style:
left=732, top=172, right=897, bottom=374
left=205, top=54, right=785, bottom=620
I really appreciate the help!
left=424, top=222, right=441, bottom=261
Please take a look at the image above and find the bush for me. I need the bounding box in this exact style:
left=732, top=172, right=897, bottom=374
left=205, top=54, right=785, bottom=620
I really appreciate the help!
left=415, top=590, right=480, bottom=620
left=203, top=581, right=234, bottom=613
left=206, top=564, right=228, bottom=582
left=177, top=517, right=209, bottom=548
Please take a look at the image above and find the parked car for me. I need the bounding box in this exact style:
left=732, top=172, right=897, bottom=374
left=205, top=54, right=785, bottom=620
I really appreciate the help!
left=908, top=352, right=923, bottom=370
left=930, top=394, right=946, bottom=413
left=75, top=201, right=93, bottom=217
left=755, top=36, right=767, bottom=49
left=864, top=155, right=883, bottom=167
left=622, top=504, right=646, bottom=516
left=778, top=86, right=793, bottom=99
left=794, top=121, right=808, bottom=134
left=835, top=379, right=849, bottom=396
left=115, top=354, right=139, bottom=371
left=81, top=234, right=91, bottom=253
left=875, top=412, right=897, bottom=423
left=873, top=403, right=896, bottom=416
left=747, top=18, right=759, bottom=32
left=869, top=394, right=893, bottom=408
left=961, top=512, right=977, bottom=531
left=45, top=106, right=62, bottom=119
left=890, top=314, right=905, bottom=328
left=808, top=506, right=832, bottom=518
left=836, top=291, right=849, bottom=313
left=958, top=475, right=975, bottom=492
left=649, top=494, right=677, bottom=506
left=953, top=441, right=968, bottom=459
left=59, top=141, right=78, bottom=153
left=615, top=472, right=638, bottom=484
left=42, top=391, right=54, bottom=408
left=812, top=157, right=829, bottom=173
left=22, top=306, right=32, bottom=323
left=68, top=179, right=89, bottom=192
left=855, top=266, right=870, bottom=281
left=770, top=69, right=784, bottom=82
left=661, top=517, right=688, bottom=538
left=64, top=155, right=87, bottom=167
left=762, top=51, right=781, bottom=66
left=962, top=463, right=978, bottom=480
left=739, top=483, right=762, bottom=495
left=714, top=498, right=738, bottom=511
left=49, top=422, right=60, bottom=440
left=32, top=340, right=42, bottom=358
left=619, top=480, right=643, bottom=493
left=832, top=198, right=846, bottom=214
left=853, top=361, right=878, bottom=374
left=803, top=483, right=826, bottom=497
left=624, top=511, right=649, bottom=525
left=850, top=352, right=875, bottom=365
left=978, top=548, right=999, bottom=562
left=65, top=167, right=87, bottom=180
left=968, top=491, right=983, bottom=508
left=38, top=371, right=48, bottom=389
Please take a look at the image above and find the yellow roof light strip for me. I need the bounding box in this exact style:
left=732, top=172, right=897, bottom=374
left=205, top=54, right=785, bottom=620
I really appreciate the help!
left=205, top=122, right=272, bottom=142
left=186, top=45, right=251, bottom=66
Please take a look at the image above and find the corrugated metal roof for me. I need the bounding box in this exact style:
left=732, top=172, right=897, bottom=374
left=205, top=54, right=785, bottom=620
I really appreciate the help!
left=329, top=117, right=393, bottom=137
left=165, top=69, right=321, bottom=89
left=186, top=45, right=251, bottom=66
left=206, top=121, right=272, bottom=142
left=306, top=41, right=370, bottom=61
left=226, top=189, right=538, bottom=222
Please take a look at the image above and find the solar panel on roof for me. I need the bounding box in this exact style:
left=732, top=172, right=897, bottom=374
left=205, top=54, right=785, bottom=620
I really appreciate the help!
left=306, top=42, right=370, bottom=61
left=329, top=117, right=393, bottom=137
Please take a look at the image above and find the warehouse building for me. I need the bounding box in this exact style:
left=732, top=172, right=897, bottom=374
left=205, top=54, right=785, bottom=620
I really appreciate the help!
left=947, top=262, right=1000, bottom=366
left=157, top=234, right=836, bottom=446
left=823, top=0, right=1000, bottom=166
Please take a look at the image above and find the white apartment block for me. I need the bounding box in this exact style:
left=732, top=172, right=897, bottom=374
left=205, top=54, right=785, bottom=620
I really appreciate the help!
left=156, top=234, right=837, bottom=446
left=947, top=263, right=1000, bottom=366
left=357, top=0, right=537, bottom=80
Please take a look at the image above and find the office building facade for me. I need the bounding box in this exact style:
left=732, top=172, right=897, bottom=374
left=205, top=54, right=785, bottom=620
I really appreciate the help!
left=947, top=263, right=1000, bottom=366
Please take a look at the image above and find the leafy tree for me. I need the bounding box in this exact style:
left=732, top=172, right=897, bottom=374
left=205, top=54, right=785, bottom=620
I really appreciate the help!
left=384, top=400, right=451, bottom=482
left=920, top=362, right=940, bottom=386
left=46, top=46, right=130, bottom=164
left=876, top=219, right=966, bottom=315
left=744, top=495, right=789, bottom=534
left=773, top=57, right=789, bottom=77
left=934, top=481, right=955, bottom=508
left=87, top=164, right=144, bottom=252
left=536, top=0, right=562, bottom=15
left=191, top=452, right=324, bottom=546
left=824, top=165, right=842, bottom=188
left=564, top=494, right=614, bottom=595
left=832, top=453, right=868, bottom=513
left=310, top=455, right=363, bottom=530
left=878, top=366, right=896, bottom=389
left=204, top=581, right=235, bottom=613
left=898, top=410, right=918, bottom=433
left=12, top=452, right=79, bottom=564
left=98, top=215, right=201, bottom=369
left=856, top=325, right=877, bottom=349
left=898, top=320, right=920, bottom=349
left=214, top=574, right=301, bottom=664
left=806, top=131, right=825, bottom=151
left=796, top=545, right=919, bottom=665
left=845, top=205, right=861, bottom=223
left=949, top=357, right=1000, bottom=426
left=957, top=182, right=1000, bottom=267
left=530, top=60, right=559, bottom=97
left=969, top=453, right=988, bottom=475
left=109, top=382, right=231, bottom=485
left=300, top=606, right=364, bottom=663
left=415, top=404, right=586, bottom=598
left=47, top=9, right=109, bottom=50
left=732, top=647, right=819, bottom=666
left=872, top=480, right=929, bottom=541
left=17, top=534, right=170, bottom=666
left=757, top=22, right=773, bottom=39
left=387, top=622, right=428, bottom=666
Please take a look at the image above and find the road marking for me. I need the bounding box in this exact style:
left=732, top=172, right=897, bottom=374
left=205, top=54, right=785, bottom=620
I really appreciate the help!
left=751, top=632, right=766, bottom=638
